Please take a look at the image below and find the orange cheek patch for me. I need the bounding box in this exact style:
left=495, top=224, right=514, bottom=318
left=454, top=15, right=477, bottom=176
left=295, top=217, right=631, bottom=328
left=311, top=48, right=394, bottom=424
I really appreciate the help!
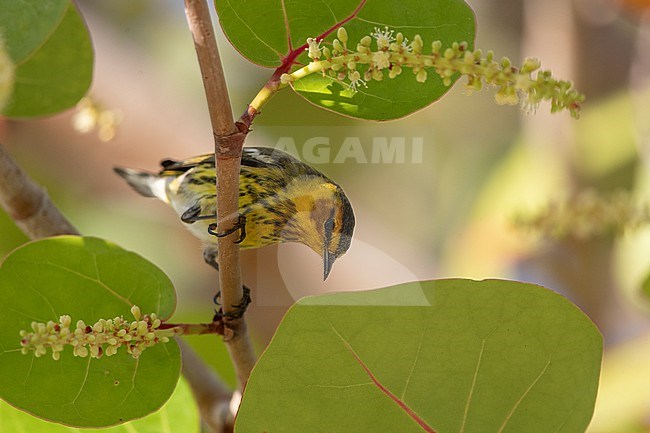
left=294, top=195, right=315, bottom=213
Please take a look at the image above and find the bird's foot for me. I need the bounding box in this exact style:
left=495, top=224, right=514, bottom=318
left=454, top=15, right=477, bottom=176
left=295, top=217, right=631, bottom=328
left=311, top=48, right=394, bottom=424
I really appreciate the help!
left=208, top=214, right=247, bottom=244
left=213, top=285, right=252, bottom=321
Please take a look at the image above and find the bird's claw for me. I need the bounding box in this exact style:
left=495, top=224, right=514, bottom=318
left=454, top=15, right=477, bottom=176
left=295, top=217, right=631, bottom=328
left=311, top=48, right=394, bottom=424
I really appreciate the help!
left=208, top=214, right=247, bottom=244
left=213, top=285, right=252, bottom=321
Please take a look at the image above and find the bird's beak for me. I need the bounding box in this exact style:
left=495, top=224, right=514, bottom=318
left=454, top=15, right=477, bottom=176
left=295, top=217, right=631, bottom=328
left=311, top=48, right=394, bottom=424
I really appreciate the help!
left=323, top=248, right=336, bottom=280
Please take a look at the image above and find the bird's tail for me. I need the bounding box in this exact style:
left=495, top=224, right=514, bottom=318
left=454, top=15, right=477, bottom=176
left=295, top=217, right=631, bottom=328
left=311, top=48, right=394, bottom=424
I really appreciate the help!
left=113, top=167, right=162, bottom=199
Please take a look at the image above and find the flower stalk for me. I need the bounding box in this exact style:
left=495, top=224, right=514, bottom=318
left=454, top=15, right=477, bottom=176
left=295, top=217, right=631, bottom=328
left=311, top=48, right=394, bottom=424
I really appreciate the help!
left=279, top=27, right=585, bottom=118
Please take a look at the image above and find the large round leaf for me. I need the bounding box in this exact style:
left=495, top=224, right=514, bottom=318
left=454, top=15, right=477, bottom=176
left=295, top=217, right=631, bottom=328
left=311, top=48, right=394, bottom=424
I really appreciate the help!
left=236, top=279, right=602, bottom=432
left=0, top=236, right=180, bottom=428
left=214, top=0, right=475, bottom=120
left=0, top=0, right=93, bottom=117
left=0, top=377, right=199, bottom=433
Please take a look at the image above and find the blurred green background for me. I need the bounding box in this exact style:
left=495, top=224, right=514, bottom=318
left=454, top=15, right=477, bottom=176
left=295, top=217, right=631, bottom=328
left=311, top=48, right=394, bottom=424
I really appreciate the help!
left=2, top=0, right=650, bottom=430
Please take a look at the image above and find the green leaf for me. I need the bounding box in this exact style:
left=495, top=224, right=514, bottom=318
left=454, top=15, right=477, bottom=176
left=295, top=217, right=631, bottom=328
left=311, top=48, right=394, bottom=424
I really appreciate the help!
left=236, top=279, right=602, bottom=433
left=214, top=0, right=475, bottom=120
left=0, top=209, right=28, bottom=260
left=0, top=377, right=199, bottom=433
left=0, top=236, right=180, bottom=428
left=0, top=1, right=93, bottom=117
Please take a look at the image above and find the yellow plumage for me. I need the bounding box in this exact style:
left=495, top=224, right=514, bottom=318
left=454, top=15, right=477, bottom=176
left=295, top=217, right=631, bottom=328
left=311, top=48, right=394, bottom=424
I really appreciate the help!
left=114, top=147, right=355, bottom=279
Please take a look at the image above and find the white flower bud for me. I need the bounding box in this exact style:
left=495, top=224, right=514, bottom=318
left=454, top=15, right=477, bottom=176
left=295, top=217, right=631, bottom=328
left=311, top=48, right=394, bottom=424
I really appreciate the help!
left=131, top=305, right=141, bottom=321
left=337, top=27, right=348, bottom=44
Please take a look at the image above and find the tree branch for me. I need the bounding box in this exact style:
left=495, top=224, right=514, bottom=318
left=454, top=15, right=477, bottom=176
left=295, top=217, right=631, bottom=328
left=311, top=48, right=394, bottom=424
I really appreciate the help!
left=183, top=0, right=257, bottom=388
left=0, top=144, right=79, bottom=238
left=178, top=339, right=236, bottom=432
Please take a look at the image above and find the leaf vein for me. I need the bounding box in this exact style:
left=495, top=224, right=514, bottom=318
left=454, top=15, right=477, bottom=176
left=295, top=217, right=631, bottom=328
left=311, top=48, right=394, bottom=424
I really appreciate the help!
left=223, top=0, right=283, bottom=59
left=16, top=2, right=71, bottom=67
left=70, top=357, right=92, bottom=406
left=280, top=0, right=293, bottom=51
left=330, top=324, right=437, bottom=433
left=355, top=17, right=458, bottom=31
left=10, top=269, right=58, bottom=318
left=497, top=356, right=552, bottom=433
left=311, top=382, right=373, bottom=389
left=401, top=329, right=425, bottom=400
left=459, top=339, right=486, bottom=433
left=43, top=259, right=132, bottom=307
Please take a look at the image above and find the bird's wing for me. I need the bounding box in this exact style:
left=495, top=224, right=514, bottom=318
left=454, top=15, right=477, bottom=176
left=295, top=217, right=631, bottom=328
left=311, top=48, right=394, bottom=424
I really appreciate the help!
left=240, top=147, right=288, bottom=169
left=159, top=154, right=214, bottom=175
left=241, top=147, right=318, bottom=176
left=158, top=148, right=283, bottom=174
left=158, top=147, right=316, bottom=175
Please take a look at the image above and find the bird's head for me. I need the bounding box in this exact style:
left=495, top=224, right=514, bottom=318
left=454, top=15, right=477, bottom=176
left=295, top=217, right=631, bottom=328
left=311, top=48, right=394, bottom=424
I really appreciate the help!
left=283, top=177, right=355, bottom=280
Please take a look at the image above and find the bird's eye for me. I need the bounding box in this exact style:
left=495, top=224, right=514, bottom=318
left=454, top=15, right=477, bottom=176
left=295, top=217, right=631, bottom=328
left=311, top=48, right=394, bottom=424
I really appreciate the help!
left=324, top=217, right=335, bottom=234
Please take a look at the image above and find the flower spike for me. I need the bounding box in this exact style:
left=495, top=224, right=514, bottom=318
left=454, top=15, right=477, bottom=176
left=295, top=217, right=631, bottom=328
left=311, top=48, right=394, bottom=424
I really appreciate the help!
left=287, top=27, right=584, bottom=117
left=19, top=307, right=180, bottom=360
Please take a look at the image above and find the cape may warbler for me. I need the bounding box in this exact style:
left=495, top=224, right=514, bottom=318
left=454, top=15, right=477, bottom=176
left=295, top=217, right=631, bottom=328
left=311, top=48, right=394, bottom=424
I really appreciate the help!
left=114, top=147, right=355, bottom=279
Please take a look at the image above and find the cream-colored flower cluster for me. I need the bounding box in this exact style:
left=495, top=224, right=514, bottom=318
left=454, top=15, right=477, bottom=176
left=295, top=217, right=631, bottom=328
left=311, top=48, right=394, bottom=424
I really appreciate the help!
left=282, top=27, right=584, bottom=118
left=19, top=305, right=177, bottom=360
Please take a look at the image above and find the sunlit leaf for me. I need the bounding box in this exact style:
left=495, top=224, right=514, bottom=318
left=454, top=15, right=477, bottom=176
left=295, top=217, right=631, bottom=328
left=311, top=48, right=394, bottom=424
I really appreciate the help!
left=0, top=377, right=199, bottom=433
left=237, top=279, right=602, bottom=432
left=214, top=0, right=475, bottom=120
left=0, top=236, right=180, bottom=428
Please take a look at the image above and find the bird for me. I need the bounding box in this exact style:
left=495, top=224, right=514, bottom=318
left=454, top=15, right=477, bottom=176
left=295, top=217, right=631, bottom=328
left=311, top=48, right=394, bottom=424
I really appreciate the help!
left=114, top=147, right=355, bottom=280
